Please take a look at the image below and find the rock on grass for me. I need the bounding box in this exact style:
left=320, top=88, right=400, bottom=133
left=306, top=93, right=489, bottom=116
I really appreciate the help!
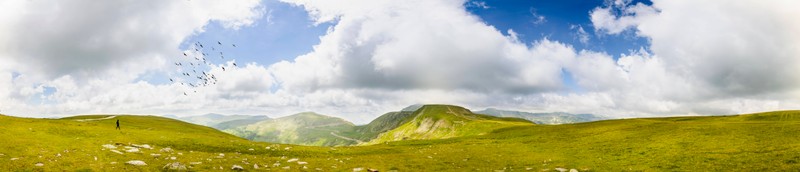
left=126, top=160, right=147, bottom=166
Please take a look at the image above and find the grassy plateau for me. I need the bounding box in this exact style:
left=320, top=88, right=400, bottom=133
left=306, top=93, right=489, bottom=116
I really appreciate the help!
left=1, top=109, right=800, bottom=171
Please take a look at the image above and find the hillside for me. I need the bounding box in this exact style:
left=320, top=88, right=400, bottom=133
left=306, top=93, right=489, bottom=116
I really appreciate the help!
left=2, top=111, right=800, bottom=171
left=476, top=108, right=605, bottom=124
left=223, top=112, right=361, bottom=146
left=364, top=105, right=534, bottom=144
left=353, top=111, right=416, bottom=141
left=0, top=114, right=306, bottom=171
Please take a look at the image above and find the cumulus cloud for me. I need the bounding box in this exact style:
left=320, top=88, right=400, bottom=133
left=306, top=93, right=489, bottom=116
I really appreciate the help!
left=2, top=0, right=800, bottom=124
left=580, top=0, right=800, bottom=116
left=0, top=0, right=263, bottom=81
left=591, top=0, right=800, bottom=97
left=273, top=0, right=566, bottom=94
left=0, top=0, right=264, bottom=115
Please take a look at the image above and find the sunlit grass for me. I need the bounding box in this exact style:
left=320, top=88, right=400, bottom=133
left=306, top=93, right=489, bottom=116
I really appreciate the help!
left=1, top=110, right=799, bottom=171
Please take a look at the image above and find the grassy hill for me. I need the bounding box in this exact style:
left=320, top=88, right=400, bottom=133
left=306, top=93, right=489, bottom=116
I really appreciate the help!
left=3, top=110, right=800, bottom=171
left=364, top=105, right=534, bottom=144
left=476, top=108, right=606, bottom=124
left=223, top=112, right=361, bottom=146
left=353, top=111, right=416, bottom=141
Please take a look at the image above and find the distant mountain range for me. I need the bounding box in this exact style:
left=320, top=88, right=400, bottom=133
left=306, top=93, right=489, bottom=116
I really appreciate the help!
left=475, top=108, right=606, bottom=124
left=169, top=113, right=270, bottom=130
left=175, top=105, right=606, bottom=146
left=222, top=112, right=361, bottom=146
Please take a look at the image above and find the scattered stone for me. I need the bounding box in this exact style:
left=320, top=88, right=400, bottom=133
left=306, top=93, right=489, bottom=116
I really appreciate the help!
left=303, top=166, right=308, bottom=169
left=248, top=148, right=255, bottom=151
left=56, top=153, right=61, bottom=157
left=170, top=156, right=177, bottom=160
left=569, top=169, right=578, bottom=172
left=177, top=152, right=183, bottom=155
left=298, top=161, right=308, bottom=165
left=353, top=167, right=364, bottom=172
left=284, top=147, right=292, bottom=150
left=315, top=168, right=323, bottom=171
left=368, top=168, right=379, bottom=172
left=190, top=162, right=202, bottom=165
left=231, top=165, right=244, bottom=170
left=163, top=162, right=187, bottom=170
left=35, top=162, right=44, bottom=167
left=126, top=148, right=140, bottom=153
left=254, top=164, right=259, bottom=169
left=525, top=167, right=533, bottom=170
left=102, top=144, right=117, bottom=149
left=273, top=162, right=281, bottom=167
left=554, top=168, right=568, bottom=172
left=282, top=166, right=291, bottom=170
left=10, top=157, right=19, bottom=161
left=110, top=150, right=124, bottom=154
left=132, top=144, right=152, bottom=149
left=265, top=147, right=270, bottom=150
left=287, top=158, right=299, bottom=162
left=126, top=160, right=147, bottom=166
left=160, top=148, right=173, bottom=152
left=151, top=153, right=161, bottom=157
left=110, top=162, right=118, bottom=164
left=94, top=156, right=98, bottom=161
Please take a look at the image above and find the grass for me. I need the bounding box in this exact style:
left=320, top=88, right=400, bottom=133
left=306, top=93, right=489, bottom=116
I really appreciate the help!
left=1, top=110, right=800, bottom=171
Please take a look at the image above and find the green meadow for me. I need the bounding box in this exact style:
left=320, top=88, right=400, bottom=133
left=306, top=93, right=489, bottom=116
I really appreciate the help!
left=1, top=110, right=800, bottom=171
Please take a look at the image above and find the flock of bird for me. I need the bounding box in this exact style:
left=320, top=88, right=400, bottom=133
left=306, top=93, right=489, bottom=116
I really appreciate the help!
left=171, top=41, right=239, bottom=96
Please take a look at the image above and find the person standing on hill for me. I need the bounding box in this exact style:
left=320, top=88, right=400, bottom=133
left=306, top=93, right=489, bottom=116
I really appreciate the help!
left=116, top=119, right=120, bottom=130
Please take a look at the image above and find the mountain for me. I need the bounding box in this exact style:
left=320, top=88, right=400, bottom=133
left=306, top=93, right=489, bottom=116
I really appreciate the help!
left=174, top=113, right=269, bottom=127
left=476, top=108, right=605, bottom=124
left=364, top=104, right=533, bottom=144
left=400, top=104, right=424, bottom=112
left=353, top=111, right=416, bottom=141
left=3, top=111, right=800, bottom=171
left=212, top=115, right=271, bottom=130
left=223, top=112, right=361, bottom=146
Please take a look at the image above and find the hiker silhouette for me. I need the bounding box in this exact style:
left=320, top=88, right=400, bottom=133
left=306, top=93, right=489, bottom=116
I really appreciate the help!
left=116, top=119, right=120, bottom=130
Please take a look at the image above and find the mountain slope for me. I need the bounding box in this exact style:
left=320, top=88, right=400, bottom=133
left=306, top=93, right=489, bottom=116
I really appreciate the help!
left=365, top=105, right=533, bottom=144
left=0, top=114, right=300, bottom=171
left=353, top=111, right=416, bottom=141
left=223, top=112, right=360, bottom=146
left=476, top=108, right=605, bottom=124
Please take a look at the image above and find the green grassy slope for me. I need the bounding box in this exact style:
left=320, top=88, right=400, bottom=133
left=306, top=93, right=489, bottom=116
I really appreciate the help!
left=3, top=110, right=800, bottom=171
left=353, top=111, right=416, bottom=141
left=223, top=112, right=360, bottom=146
left=364, top=105, right=534, bottom=144
left=0, top=114, right=317, bottom=171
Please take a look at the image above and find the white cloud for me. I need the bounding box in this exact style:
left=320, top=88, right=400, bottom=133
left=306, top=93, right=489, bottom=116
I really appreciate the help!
left=530, top=8, right=547, bottom=25
left=274, top=0, right=566, bottom=94
left=570, top=25, right=590, bottom=44
left=0, top=0, right=263, bottom=81
left=2, top=0, right=800, bottom=125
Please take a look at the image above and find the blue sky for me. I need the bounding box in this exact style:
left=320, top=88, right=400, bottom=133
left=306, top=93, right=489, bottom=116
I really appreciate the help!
left=187, top=0, right=651, bottom=66
left=181, top=0, right=651, bottom=95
